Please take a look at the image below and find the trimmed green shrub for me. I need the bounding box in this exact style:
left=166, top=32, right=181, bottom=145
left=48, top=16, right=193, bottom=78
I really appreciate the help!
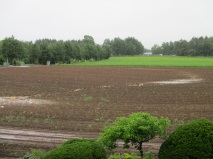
left=158, top=118, right=213, bottom=159
left=43, top=138, right=107, bottom=159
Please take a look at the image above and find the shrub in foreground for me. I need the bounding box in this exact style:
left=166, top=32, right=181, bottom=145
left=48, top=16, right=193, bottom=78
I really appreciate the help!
left=108, top=153, right=140, bottom=159
left=43, top=138, right=107, bottom=159
left=108, top=152, right=155, bottom=159
left=158, top=118, right=213, bottom=159
left=99, top=112, right=171, bottom=157
left=17, top=149, right=46, bottom=159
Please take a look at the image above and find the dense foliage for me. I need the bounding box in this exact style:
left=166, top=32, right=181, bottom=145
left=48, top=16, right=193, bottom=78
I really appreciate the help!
left=43, top=138, right=107, bottom=159
left=108, top=152, right=155, bottom=159
left=105, top=37, right=144, bottom=56
left=0, top=36, right=146, bottom=65
left=0, top=35, right=111, bottom=65
left=99, top=112, right=171, bottom=157
left=158, top=118, right=213, bottom=159
left=17, top=149, right=46, bottom=159
left=0, top=36, right=26, bottom=64
left=151, top=36, right=213, bottom=56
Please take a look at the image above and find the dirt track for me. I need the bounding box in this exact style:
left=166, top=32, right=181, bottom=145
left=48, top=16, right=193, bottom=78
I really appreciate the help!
left=0, top=66, right=213, bottom=157
left=0, top=127, right=161, bottom=158
left=0, top=127, right=96, bottom=158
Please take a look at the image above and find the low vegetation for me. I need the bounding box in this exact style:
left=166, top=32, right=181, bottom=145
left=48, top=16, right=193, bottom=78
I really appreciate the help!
left=98, top=112, right=171, bottom=157
left=1, top=35, right=212, bottom=66
left=108, top=152, right=154, bottom=159
left=69, top=56, right=213, bottom=67
left=17, top=113, right=213, bottom=159
left=158, top=118, right=213, bottom=159
left=17, top=112, right=167, bottom=159
left=1, top=66, right=212, bottom=158
left=19, top=139, right=107, bottom=159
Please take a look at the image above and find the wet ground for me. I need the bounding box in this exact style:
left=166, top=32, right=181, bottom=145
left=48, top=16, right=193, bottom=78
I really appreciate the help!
left=0, top=66, right=212, bottom=157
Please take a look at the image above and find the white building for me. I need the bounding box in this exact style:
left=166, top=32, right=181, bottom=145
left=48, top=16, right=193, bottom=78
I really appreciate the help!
left=143, top=52, right=153, bottom=56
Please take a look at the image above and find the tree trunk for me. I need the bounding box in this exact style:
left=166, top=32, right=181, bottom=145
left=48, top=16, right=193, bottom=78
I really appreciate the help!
left=138, top=141, right=143, bottom=158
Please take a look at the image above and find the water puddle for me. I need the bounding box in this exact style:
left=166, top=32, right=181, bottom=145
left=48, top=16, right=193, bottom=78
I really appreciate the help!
left=150, top=79, right=202, bottom=85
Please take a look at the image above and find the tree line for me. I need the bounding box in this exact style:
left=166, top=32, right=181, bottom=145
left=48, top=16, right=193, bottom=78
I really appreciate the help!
left=151, top=36, right=213, bottom=56
left=0, top=36, right=145, bottom=65
left=0, top=35, right=111, bottom=65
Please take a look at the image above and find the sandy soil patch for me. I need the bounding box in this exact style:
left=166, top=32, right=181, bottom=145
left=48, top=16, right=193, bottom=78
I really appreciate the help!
left=0, top=96, right=54, bottom=106
left=128, top=78, right=203, bottom=87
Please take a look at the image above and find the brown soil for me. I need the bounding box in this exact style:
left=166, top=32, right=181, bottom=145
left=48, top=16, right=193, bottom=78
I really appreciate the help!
left=0, top=66, right=213, bottom=158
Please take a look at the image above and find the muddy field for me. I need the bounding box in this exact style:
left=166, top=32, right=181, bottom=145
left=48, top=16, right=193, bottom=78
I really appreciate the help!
left=0, top=66, right=213, bottom=158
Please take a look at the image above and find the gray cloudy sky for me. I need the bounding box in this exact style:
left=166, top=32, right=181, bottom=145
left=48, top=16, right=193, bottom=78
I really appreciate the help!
left=1, top=0, right=213, bottom=49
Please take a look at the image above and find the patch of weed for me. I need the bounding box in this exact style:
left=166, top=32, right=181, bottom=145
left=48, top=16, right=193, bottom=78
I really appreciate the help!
left=99, top=97, right=109, bottom=102
left=1, top=115, right=26, bottom=123
left=82, top=95, right=94, bottom=101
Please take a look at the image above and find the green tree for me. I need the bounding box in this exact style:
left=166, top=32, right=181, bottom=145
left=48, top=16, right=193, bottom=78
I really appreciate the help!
left=29, top=43, right=41, bottom=64
left=49, top=42, right=65, bottom=64
left=151, top=36, right=213, bottom=57
left=82, top=44, right=98, bottom=61
left=110, top=37, right=144, bottom=56
left=64, top=41, right=81, bottom=63
left=99, top=112, right=171, bottom=158
left=173, top=40, right=189, bottom=56
left=81, top=35, right=100, bottom=61
left=102, top=39, right=112, bottom=59
left=125, top=37, right=144, bottom=55
left=111, top=38, right=126, bottom=56
left=151, top=44, right=163, bottom=55
left=102, top=45, right=112, bottom=59
left=187, top=49, right=197, bottom=56
left=0, top=41, right=5, bottom=65
left=82, top=35, right=95, bottom=45
left=188, top=37, right=199, bottom=56
left=38, top=43, right=52, bottom=64
left=72, top=43, right=82, bottom=61
left=0, top=54, right=4, bottom=65
left=158, top=118, right=213, bottom=159
left=1, top=36, right=25, bottom=64
left=64, top=41, right=75, bottom=63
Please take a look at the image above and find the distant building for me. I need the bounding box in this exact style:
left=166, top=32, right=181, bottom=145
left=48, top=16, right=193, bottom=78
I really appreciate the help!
left=143, top=52, right=153, bottom=56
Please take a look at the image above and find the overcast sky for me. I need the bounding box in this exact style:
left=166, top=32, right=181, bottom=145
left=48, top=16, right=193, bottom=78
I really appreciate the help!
left=1, top=0, right=213, bottom=49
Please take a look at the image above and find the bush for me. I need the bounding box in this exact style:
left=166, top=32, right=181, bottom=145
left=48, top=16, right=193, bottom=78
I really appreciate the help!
left=108, top=152, right=155, bottom=159
left=158, top=118, right=213, bottom=159
left=43, top=138, right=107, bottom=159
left=17, top=149, right=46, bottom=159
left=15, top=60, right=24, bottom=66
left=108, top=153, right=140, bottom=159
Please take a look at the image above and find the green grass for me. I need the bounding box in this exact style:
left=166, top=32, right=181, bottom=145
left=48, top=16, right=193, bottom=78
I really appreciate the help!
left=82, top=96, right=94, bottom=101
left=1, top=115, right=26, bottom=122
left=62, top=56, right=213, bottom=67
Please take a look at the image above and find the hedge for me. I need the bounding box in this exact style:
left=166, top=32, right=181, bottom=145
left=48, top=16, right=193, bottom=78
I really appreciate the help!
left=158, top=118, right=213, bottom=159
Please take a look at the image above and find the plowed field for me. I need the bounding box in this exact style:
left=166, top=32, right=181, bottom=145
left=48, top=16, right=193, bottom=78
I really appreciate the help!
left=0, top=66, right=213, bottom=157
